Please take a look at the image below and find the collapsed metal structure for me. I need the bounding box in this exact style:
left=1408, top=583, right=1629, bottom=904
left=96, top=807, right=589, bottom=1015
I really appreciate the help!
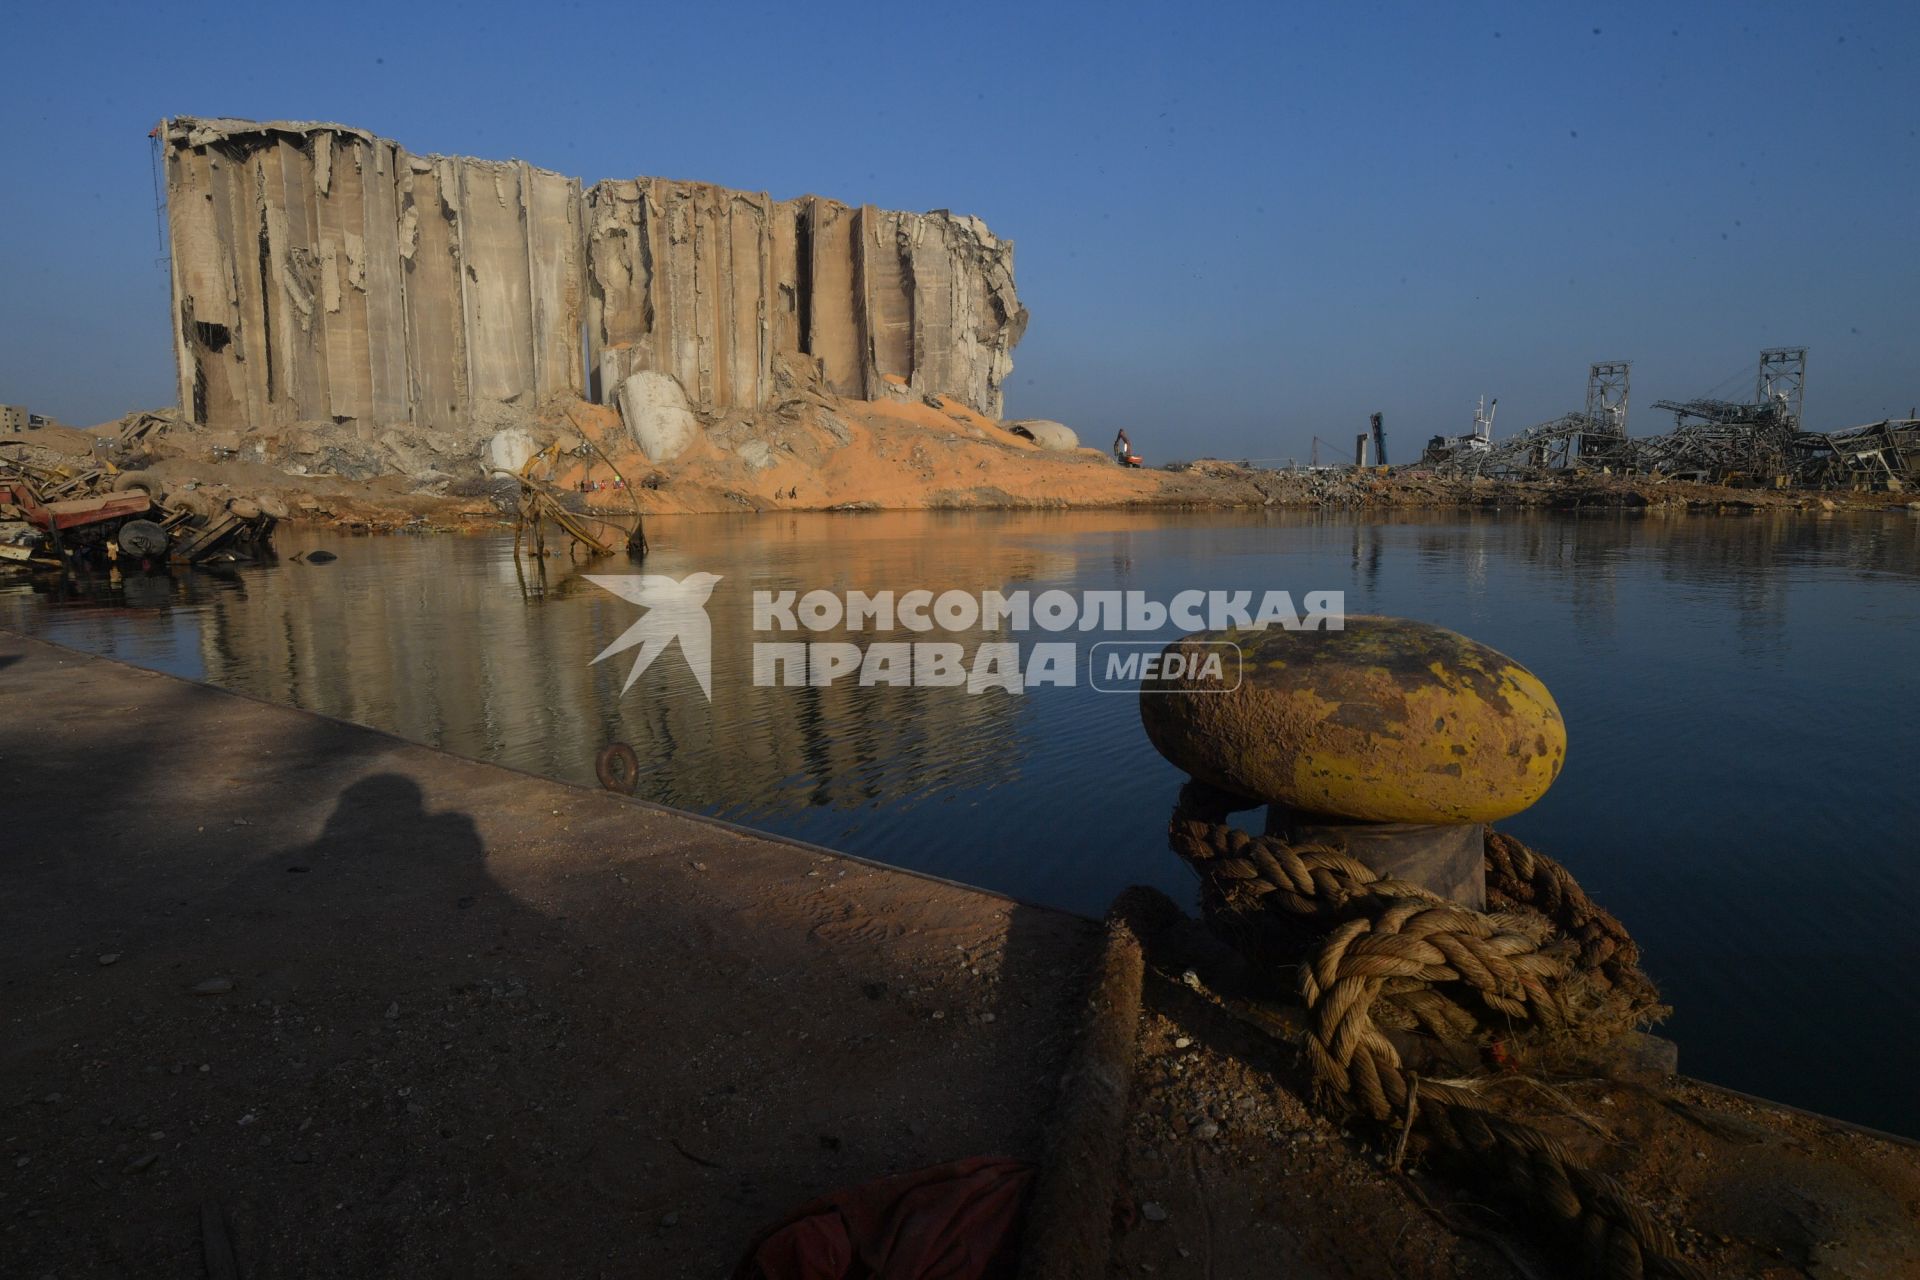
left=1788, top=417, right=1920, bottom=490
left=1424, top=348, right=1916, bottom=490
left=1423, top=360, right=1633, bottom=478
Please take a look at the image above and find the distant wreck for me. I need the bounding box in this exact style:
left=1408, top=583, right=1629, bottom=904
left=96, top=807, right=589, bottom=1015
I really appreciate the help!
left=158, top=117, right=1027, bottom=476
left=0, top=413, right=280, bottom=570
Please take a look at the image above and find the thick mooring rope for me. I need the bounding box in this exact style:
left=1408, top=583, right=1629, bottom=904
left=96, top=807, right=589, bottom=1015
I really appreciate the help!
left=1168, top=782, right=1701, bottom=1280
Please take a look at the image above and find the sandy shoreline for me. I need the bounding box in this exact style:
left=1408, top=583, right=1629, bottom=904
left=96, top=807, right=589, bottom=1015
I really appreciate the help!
left=10, top=393, right=1914, bottom=542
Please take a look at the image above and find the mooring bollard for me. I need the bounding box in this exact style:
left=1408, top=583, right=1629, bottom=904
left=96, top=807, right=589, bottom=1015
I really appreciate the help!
left=1138, top=615, right=1567, bottom=907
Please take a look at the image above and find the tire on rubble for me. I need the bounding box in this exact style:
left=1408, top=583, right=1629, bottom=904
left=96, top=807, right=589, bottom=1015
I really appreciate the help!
left=111, top=473, right=167, bottom=505
left=169, top=492, right=218, bottom=522
left=116, top=519, right=170, bottom=558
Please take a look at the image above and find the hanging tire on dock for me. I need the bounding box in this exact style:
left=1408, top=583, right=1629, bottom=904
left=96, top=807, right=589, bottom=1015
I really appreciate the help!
left=596, top=742, right=641, bottom=794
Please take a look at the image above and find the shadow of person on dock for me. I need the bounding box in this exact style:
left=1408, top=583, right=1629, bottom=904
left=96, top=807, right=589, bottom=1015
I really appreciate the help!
left=218, top=771, right=503, bottom=994
left=0, top=647, right=1112, bottom=1280
left=193, top=768, right=605, bottom=1272
left=264, top=772, right=486, bottom=909
left=311, top=773, right=477, bottom=850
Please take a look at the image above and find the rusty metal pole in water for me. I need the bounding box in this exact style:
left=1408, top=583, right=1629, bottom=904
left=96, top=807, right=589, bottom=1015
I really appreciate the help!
left=1139, top=615, right=1567, bottom=907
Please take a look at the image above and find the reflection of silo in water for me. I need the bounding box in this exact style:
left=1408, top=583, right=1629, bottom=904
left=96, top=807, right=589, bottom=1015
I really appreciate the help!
left=194, top=537, right=613, bottom=775
left=604, top=543, right=1044, bottom=818
left=189, top=521, right=1079, bottom=821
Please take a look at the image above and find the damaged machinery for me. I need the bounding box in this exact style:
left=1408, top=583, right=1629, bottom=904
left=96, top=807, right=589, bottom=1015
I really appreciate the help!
left=1425, top=361, right=1631, bottom=479
left=0, top=467, right=281, bottom=571
left=1424, top=348, right=1911, bottom=490
left=502, top=434, right=647, bottom=565
left=1629, top=346, right=1807, bottom=483
left=1789, top=417, right=1920, bottom=490
left=0, top=416, right=281, bottom=571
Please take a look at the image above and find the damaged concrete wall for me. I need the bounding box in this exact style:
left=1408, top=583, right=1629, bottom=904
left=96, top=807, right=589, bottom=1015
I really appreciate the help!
left=583, top=181, right=1025, bottom=418
left=164, top=117, right=1023, bottom=436
left=163, top=117, right=585, bottom=435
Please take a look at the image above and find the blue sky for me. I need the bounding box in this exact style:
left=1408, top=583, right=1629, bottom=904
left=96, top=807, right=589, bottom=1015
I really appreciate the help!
left=2, top=0, right=1913, bottom=459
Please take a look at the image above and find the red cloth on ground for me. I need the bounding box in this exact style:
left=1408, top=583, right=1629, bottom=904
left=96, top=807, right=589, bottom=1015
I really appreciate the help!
left=734, top=1155, right=1035, bottom=1280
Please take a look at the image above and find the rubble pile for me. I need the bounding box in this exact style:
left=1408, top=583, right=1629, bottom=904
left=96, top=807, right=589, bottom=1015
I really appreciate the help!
left=0, top=412, right=282, bottom=569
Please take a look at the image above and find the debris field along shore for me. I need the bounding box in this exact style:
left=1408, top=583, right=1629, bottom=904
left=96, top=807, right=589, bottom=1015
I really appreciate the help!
left=7, top=400, right=1914, bottom=554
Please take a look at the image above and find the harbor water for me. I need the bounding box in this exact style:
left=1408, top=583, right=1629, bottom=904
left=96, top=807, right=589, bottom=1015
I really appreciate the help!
left=5, top=508, right=1916, bottom=1136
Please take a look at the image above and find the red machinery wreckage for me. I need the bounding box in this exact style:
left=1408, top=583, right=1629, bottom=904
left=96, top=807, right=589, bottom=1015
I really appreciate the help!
left=1, top=419, right=280, bottom=573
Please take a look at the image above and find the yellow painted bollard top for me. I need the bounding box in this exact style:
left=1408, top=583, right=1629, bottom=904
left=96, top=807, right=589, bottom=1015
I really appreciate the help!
left=1139, top=616, right=1566, bottom=824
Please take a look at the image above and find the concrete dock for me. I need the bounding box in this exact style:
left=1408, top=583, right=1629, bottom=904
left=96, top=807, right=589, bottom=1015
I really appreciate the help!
left=0, top=632, right=1095, bottom=1277
left=11, top=630, right=1920, bottom=1280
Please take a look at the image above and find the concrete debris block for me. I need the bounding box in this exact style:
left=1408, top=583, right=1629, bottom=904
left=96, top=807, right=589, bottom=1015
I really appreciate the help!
left=736, top=440, right=777, bottom=471
left=818, top=414, right=853, bottom=447
left=617, top=371, right=699, bottom=463
left=1006, top=419, right=1079, bottom=452
left=485, top=429, right=539, bottom=476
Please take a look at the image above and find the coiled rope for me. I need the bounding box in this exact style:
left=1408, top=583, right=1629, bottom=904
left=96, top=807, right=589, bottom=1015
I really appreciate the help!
left=1168, top=781, right=1701, bottom=1280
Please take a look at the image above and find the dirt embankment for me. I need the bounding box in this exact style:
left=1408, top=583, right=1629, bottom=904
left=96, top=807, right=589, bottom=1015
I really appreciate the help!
left=16, top=393, right=1918, bottom=535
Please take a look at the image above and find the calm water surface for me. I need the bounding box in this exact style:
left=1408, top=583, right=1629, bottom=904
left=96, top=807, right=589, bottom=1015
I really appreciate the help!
left=4, top=510, right=1917, bottom=1135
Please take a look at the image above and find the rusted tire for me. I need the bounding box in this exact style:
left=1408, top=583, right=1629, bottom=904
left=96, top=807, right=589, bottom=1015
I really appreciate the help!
left=170, top=491, right=217, bottom=521
left=116, top=519, right=169, bottom=558
left=112, top=473, right=166, bottom=504
left=595, top=742, right=641, bottom=795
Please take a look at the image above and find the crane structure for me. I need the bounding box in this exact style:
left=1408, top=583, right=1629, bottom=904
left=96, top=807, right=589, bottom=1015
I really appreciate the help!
left=1638, top=347, right=1806, bottom=481
left=1422, top=348, right=1913, bottom=489
left=1428, top=362, right=1634, bottom=479
left=1309, top=436, right=1349, bottom=469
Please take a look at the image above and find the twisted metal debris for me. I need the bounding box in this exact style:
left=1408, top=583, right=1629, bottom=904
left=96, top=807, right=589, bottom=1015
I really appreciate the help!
left=1427, top=346, right=1913, bottom=490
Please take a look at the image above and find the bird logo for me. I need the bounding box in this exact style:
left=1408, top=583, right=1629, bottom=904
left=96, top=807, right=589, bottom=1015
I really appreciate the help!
left=585, top=572, right=723, bottom=700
